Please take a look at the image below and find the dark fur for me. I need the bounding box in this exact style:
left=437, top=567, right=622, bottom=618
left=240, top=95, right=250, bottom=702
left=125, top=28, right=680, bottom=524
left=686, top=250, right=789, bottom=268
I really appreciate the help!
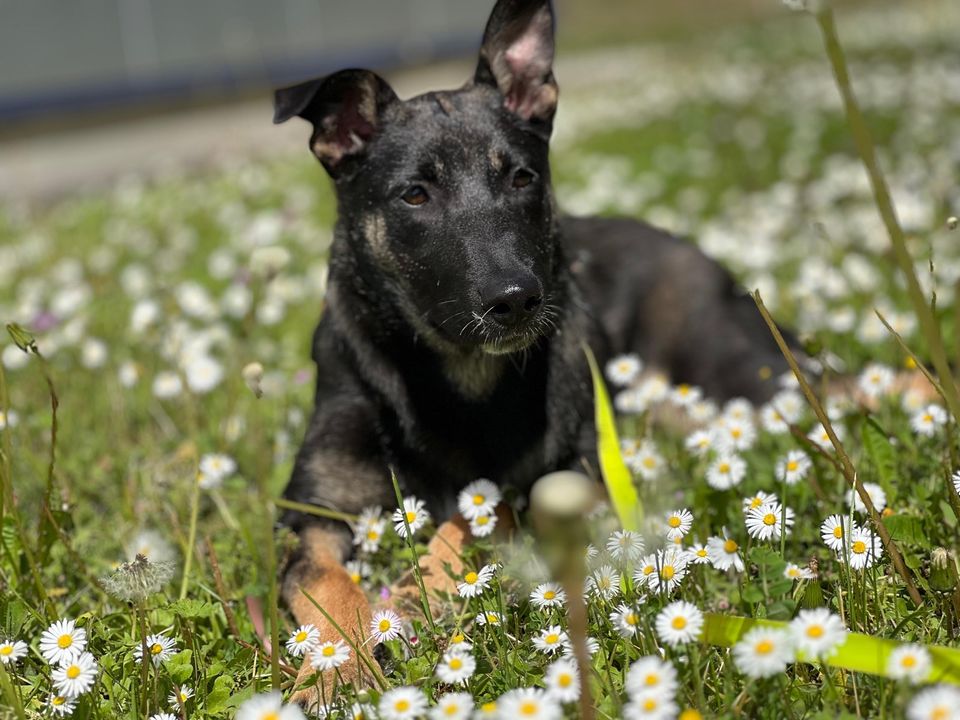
left=274, top=0, right=792, bottom=563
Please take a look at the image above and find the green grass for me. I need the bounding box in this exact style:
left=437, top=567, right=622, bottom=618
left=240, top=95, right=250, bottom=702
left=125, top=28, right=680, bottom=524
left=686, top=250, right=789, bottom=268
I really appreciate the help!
left=2, top=2, right=960, bottom=718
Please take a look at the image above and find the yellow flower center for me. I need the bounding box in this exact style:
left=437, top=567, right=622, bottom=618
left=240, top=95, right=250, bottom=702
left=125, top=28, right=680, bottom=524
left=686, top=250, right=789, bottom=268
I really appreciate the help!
left=449, top=657, right=463, bottom=670
left=295, top=631, right=308, bottom=643
left=697, top=549, right=707, bottom=557
left=750, top=497, right=763, bottom=509
left=0, top=646, right=11, bottom=656
left=643, top=564, right=655, bottom=576
left=445, top=706, right=459, bottom=717
left=481, top=702, right=496, bottom=713
left=52, top=697, right=66, bottom=706
left=366, top=530, right=379, bottom=541
left=66, top=665, right=80, bottom=679
left=902, top=655, right=917, bottom=668
left=151, top=643, right=163, bottom=655
left=350, top=573, right=361, bottom=584
left=762, top=513, right=777, bottom=526
left=472, top=494, right=485, bottom=505
left=787, top=568, right=800, bottom=578
left=787, top=460, right=798, bottom=471
left=519, top=701, right=539, bottom=716
left=668, top=516, right=682, bottom=528
left=731, top=428, right=742, bottom=439
left=679, top=710, right=705, bottom=720
left=923, top=414, right=933, bottom=423
left=395, top=700, right=410, bottom=712
left=755, top=640, right=773, bottom=655
left=852, top=540, right=867, bottom=554
left=833, top=526, right=843, bottom=539
left=806, top=625, right=824, bottom=638
left=672, top=616, right=688, bottom=630
left=723, top=539, right=738, bottom=553
left=543, top=590, right=556, bottom=600
left=642, top=457, right=656, bottom=469
left=625, top=613, right=637, bottom=626
left=718, top=463, right=730, bottom=474
left=486, top=613, right=499, bottom=623
left=322, top=645, right=335, bottom=657
left=545, top=633, right=560, bottom=644
left=643, top=698, right=658, bottom=711
left=661, top=565, right=675, bottom=580
left=404, top=511, right=417, bottom=523
left=558, top=673, right=572, bottom=687
left=932, top=707, right=948, bottom=720
left=379, top=619, right=392, bottom=632
left=464, top=572, right=479, bottom=584
left=645, top=673, right=659, bottom=686
left=476, top=516, right=489, bottom=526
left=57, top=634, right=73, bottom=649
left=451, top=633, right=464, bottom=643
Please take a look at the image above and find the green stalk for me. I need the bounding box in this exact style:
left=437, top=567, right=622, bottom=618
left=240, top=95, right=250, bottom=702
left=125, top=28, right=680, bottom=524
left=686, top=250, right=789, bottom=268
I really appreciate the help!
left=0, top=662, right=25, bottom=720
left=814, top=8, right=960, bottom=422
left=178, top=475, right=201, bottom=601
left=390, top=471, right=436, bottom=633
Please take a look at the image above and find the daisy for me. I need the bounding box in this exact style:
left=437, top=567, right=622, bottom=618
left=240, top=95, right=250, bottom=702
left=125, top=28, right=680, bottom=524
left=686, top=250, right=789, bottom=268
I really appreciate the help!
left=705, top=454, right=746, bottom=490
left=586, top=565, right=621, bottom=600
left=807, top=422, right=843, bottom=450
left=496, top=688, right=562, bottom=720
left=723, top=397, right=754, bottom=421
left=168, top=685, right=194, bottom=707
left=475, top=611, right=503, bottom=627
left=631, top=441, right=665, bottom=481
left=775, top=450, right=812, bottom=485
left=745, top=502, right=795, bottom=541
left=285, top=624, right=320, bottom=656
left=844, top=526, right=883, bottom=569
left=530, top=582, right=566, bottom=609
left=688, top=399, right=718, bottom=423
left=199, top=453, right=236, bottom=485
left=759, top=403, right=790, bottom=434
left=0, top=639, right=27, bottom=665
left=469, top=512, right=498, bottom=538
left=706, top=531, right=744, bottom=572
left=789, top=609, right=847, bottom=658
left=348, top=703, right=377, bottom=720
left=345, top=559, right=371, bottom=584
left=846, top=482, right=887, bottom=514
left=448, top=632, right=473, bottom=654
left=457, top=565, right=496, bottom=599
left=624, top=656, right=679, bottom=698
left=637, top=374, right=670, bottom=406
left=152, top=371, right=183, bottom=399
left=134, top=634, right=177, bottom=666
left=379, top=686, right=429, bottom=720
left=783, top=563, right=815, bottom=581
left=151, top=714, right=178, bottom=720
left=40, top=619, right=88, bottom=664
left=670, top=383, right=702, bottom=407
left=430, top=692, right=474, bottom=720
left=820, top=514, right=856, bottom=551
left=354, top=516, right=386, bottom=553
left=687, top=543, right=710, bottom=564
left=309, top=639, right=351, bottom=671
left=648, top=548, right=689, bottom=594
left=0, top=409, right=19, bottom=430
left=436, top=649, right=476, bottom=685
left=533, top=625, right=570, bottom=655
left=393, top=496, right=431, bottom=537
left=607, top=529, right=645, bottom=563
left=858, top=362, right=894, bottom=399
left=655, top=601, right=704, bottom=647
left=907, top=685, right=960, bottom=720
left=52, top=651, right=98, bottom=697
left=561, top=636, right=600, bottom=660
left=610, top=603, right=643, bottom=638
left=664, top=509, right=693, bottom=541
left=47, top=695, right=78, bottom=717
left=713, top=418, right=757, bottom=453
left=954, top=470, right=960, bottom=497
left=732, top=626, right=795, bottom=678
left=457, top=479, right=501, bottom=520
left=888, top=644, right=932, bottom=684
left=742, top=491, right=778, bottom=514
left=370, top=610, right=403, bottom=643
left=623, top=696, right=679, bottom=720
left=544, top=658, right=580, bottom=703
left=236, top=691, right=306, bottom=720
left=606, top=354, right=643, bottom=387
left=911, top=405, right=948, bottom=437
left=684, top=429, right=714, bottom=457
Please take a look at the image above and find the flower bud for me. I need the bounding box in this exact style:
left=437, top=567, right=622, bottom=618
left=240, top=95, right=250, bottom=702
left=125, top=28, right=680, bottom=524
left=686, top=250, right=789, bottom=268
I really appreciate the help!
left=242, top=361, right=264, bottom=398
left=929, top=547, right=958, bottom=593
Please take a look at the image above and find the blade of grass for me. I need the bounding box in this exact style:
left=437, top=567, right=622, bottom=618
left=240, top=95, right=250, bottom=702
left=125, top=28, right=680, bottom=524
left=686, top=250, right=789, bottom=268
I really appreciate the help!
left=390, top=470, right=437, bottom=633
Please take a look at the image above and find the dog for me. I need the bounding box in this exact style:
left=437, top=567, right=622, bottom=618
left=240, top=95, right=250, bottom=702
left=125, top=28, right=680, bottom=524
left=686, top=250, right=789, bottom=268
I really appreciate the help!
left=272, top=0, right=795, bottom=706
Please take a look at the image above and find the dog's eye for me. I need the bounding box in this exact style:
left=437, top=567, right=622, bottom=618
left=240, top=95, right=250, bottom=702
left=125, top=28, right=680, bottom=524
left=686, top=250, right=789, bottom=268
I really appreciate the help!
left=401, top=185, right=429, bottom=206
left=512, top=169, right=535, bottom=189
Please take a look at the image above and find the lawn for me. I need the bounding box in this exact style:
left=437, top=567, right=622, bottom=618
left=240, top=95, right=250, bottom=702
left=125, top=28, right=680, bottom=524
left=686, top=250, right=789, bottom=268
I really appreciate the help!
left=2, top=1, right=960, bottom=719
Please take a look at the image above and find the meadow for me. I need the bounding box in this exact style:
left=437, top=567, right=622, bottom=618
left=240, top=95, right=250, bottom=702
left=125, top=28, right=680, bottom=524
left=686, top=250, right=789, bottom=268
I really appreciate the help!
left=2, top=1, right=960, bottom=718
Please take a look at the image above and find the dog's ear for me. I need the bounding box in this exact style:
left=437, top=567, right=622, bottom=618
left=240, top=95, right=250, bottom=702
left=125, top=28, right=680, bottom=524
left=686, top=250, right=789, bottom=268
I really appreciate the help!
left=273, top=69, right=398, bottom=176
left=474, top=0, right=558, bottom=127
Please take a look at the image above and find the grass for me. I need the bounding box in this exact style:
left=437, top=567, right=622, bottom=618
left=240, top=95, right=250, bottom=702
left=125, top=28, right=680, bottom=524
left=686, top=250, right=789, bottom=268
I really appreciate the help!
left=2, top=1, right=960, bottom=718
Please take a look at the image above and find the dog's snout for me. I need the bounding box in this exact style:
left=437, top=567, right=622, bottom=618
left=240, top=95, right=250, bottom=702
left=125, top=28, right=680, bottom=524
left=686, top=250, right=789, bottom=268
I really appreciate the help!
left=482, top=275, right=543, bottom=328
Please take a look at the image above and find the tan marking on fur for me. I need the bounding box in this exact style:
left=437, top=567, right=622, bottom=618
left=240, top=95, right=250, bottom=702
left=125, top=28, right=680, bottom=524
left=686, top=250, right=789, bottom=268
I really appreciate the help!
left=284, top=526, right=376, bottom=711
left=362, top=213, right=390, bottom=261
left=442, top=351, right=505, bottom=400
left=435, top=93, right=456, bottom=116
left=488, top=146, right=503, bottom=172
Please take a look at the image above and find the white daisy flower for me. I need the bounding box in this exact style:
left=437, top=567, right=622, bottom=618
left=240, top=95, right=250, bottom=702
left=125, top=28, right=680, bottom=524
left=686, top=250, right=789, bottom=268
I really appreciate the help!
left=39, top=619, right=87, bottom=665
left=670, top=383, right=702, bottom=407
left=198, top=453, right=236, bottom=486
left=393, top=496, right=431, bottom=537
left=745, top=502, right=795, bottom=541
left=0, top=639, right=27, bottom=665
left=47, top=695, right=77, bottom=717
left=475, top=611, right=503, bottom=627
left=447, top=632, right=472, bottom=654
left=236, top=691, right=306, bottom=720
left=610, top=603, right=643, bottom=638
left=687, top=543, right=710, bottom=564
left=379, top=686, right=429, bottom=720
left=183, top=354, right=223, bottom=394
left=285, top=624, right=320, bottom=657
left=688, top=399, right=718, bottom=424
left=134, top=634, right=177, bottom=666
left=655, top=601, right=704, bottom=647
left=631, top=440, right=665, bottom=481
left=151, top=714, right=178, bottom=720
left=732, top=626, right=795, bottom=678
left=606, top=354, right=643, bottom=387
left=783, top=563, right=816, bottom=581
left=664, top=508, right=693, bottom=541
left=888, top=644, right=932, bottom=684
left=469, top=512, right=498, bottom=538
left=953, top=470, right=960, bottom=497
left=846, top=481, right=887, bottom=514
left=615, top=388, right=646, bottom=415
left=457, top=478, right=501, bottom=520
left=533, top=625, right=570, bottom=655
left=843, top=526, right=883, bottom=570
left=530, top=582, right=566, bottom=609
left=706, top=530, right=744, bottom=572
left=457, top=564, right=496, bottom=599
left=354, top=513, right=386, bottom=553
left=80, top=338, right=108, bottom=369
left=705, top=454, right=746, bottom=490
left=345, top=559, right=371, bottom=584
left=370, top=610, right=403, bottom=644
left=789, top=609, right=847, bottom=658
left=430, top=692, right=474, bottom=720
left=624, top=656, right=679, bottom=698
left=436, top=649, right=476, bottom=685
left=152, top=371, right=184, bottom=399
left=348, top=703, right=376, bottom=720
left=775, top=450, right=812, bottom=485
left=742, top=491, right=778, bottom=514
left=723, top=397, right=754, bottom=421
left=309, top=639, right=351, bottom=671
left=907, top=685, right=960, bottom=720
left=496, top=687, right=562, bottom=720
left=168, top=685, right=194, bottom=707
left=0, top=409, right=19, bottom=430
left=647, top=548, right=689, bottom=594
left=911, top=405, right=948, bottom=437
left=807, top=422, right=843, bottom=450
left=544, top=658, right=580, bottom=703
left=713, top=417, right=757, bottom=453
left=585, top=565, right=621, bottom=600
left=684, top=429, right=714, bottom=457
left=820, top=514, right=856, bottom=551
left=607, top=529, right=646, bottom=563
left=858, top=363, right=894, bottom=399
left=634, top=554, right=658, bottom=588
left=52, top=651, right=98, bottom=697
left=622, top=695, right=679, bottom=720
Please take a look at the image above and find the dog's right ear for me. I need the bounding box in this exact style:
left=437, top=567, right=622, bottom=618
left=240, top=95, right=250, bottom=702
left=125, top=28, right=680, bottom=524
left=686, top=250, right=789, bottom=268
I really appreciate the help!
left=273, top=69, right=398, bottom=177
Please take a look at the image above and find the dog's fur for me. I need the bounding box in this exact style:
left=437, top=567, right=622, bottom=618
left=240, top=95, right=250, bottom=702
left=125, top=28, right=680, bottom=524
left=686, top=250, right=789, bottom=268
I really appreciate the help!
left=272, top=0, right=793, bottom=706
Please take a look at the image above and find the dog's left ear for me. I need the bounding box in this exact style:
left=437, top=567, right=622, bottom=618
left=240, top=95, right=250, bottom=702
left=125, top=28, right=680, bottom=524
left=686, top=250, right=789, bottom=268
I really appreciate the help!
left=474, top=0, right=558, bottom=128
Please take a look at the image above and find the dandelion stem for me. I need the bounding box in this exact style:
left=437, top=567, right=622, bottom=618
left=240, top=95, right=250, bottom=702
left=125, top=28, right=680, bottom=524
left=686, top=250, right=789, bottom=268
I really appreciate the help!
left=179, top=473, right=201, bottom=601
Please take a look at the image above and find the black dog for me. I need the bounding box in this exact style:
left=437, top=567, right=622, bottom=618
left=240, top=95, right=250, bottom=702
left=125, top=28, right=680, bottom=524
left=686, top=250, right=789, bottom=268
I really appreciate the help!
left=272, top=0, right=790, bottom=703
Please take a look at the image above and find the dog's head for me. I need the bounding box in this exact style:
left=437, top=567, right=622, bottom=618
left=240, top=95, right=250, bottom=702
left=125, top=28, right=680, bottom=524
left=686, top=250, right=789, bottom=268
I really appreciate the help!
left=274, top=0, right=562, bottom=356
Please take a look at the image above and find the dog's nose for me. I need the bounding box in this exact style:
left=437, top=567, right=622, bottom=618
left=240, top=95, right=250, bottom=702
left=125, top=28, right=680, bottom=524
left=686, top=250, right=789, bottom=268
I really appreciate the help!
left=481, top=276, right=543, bottom=328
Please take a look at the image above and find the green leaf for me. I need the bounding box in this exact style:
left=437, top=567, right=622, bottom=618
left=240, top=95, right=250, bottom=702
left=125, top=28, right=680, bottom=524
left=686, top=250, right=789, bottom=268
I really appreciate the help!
left=166, top=649, right=194, bottom=684
left=883, top=515, right=929, bottom=545
left=584, top=345, right=642, bottom=530
left=940, top=499, right=958, bottom=528
left=204, top=674, right=235, bottom=715
left=165, top=599, right=214, bottom=619
left=862, top=417, right=897, bottom=501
